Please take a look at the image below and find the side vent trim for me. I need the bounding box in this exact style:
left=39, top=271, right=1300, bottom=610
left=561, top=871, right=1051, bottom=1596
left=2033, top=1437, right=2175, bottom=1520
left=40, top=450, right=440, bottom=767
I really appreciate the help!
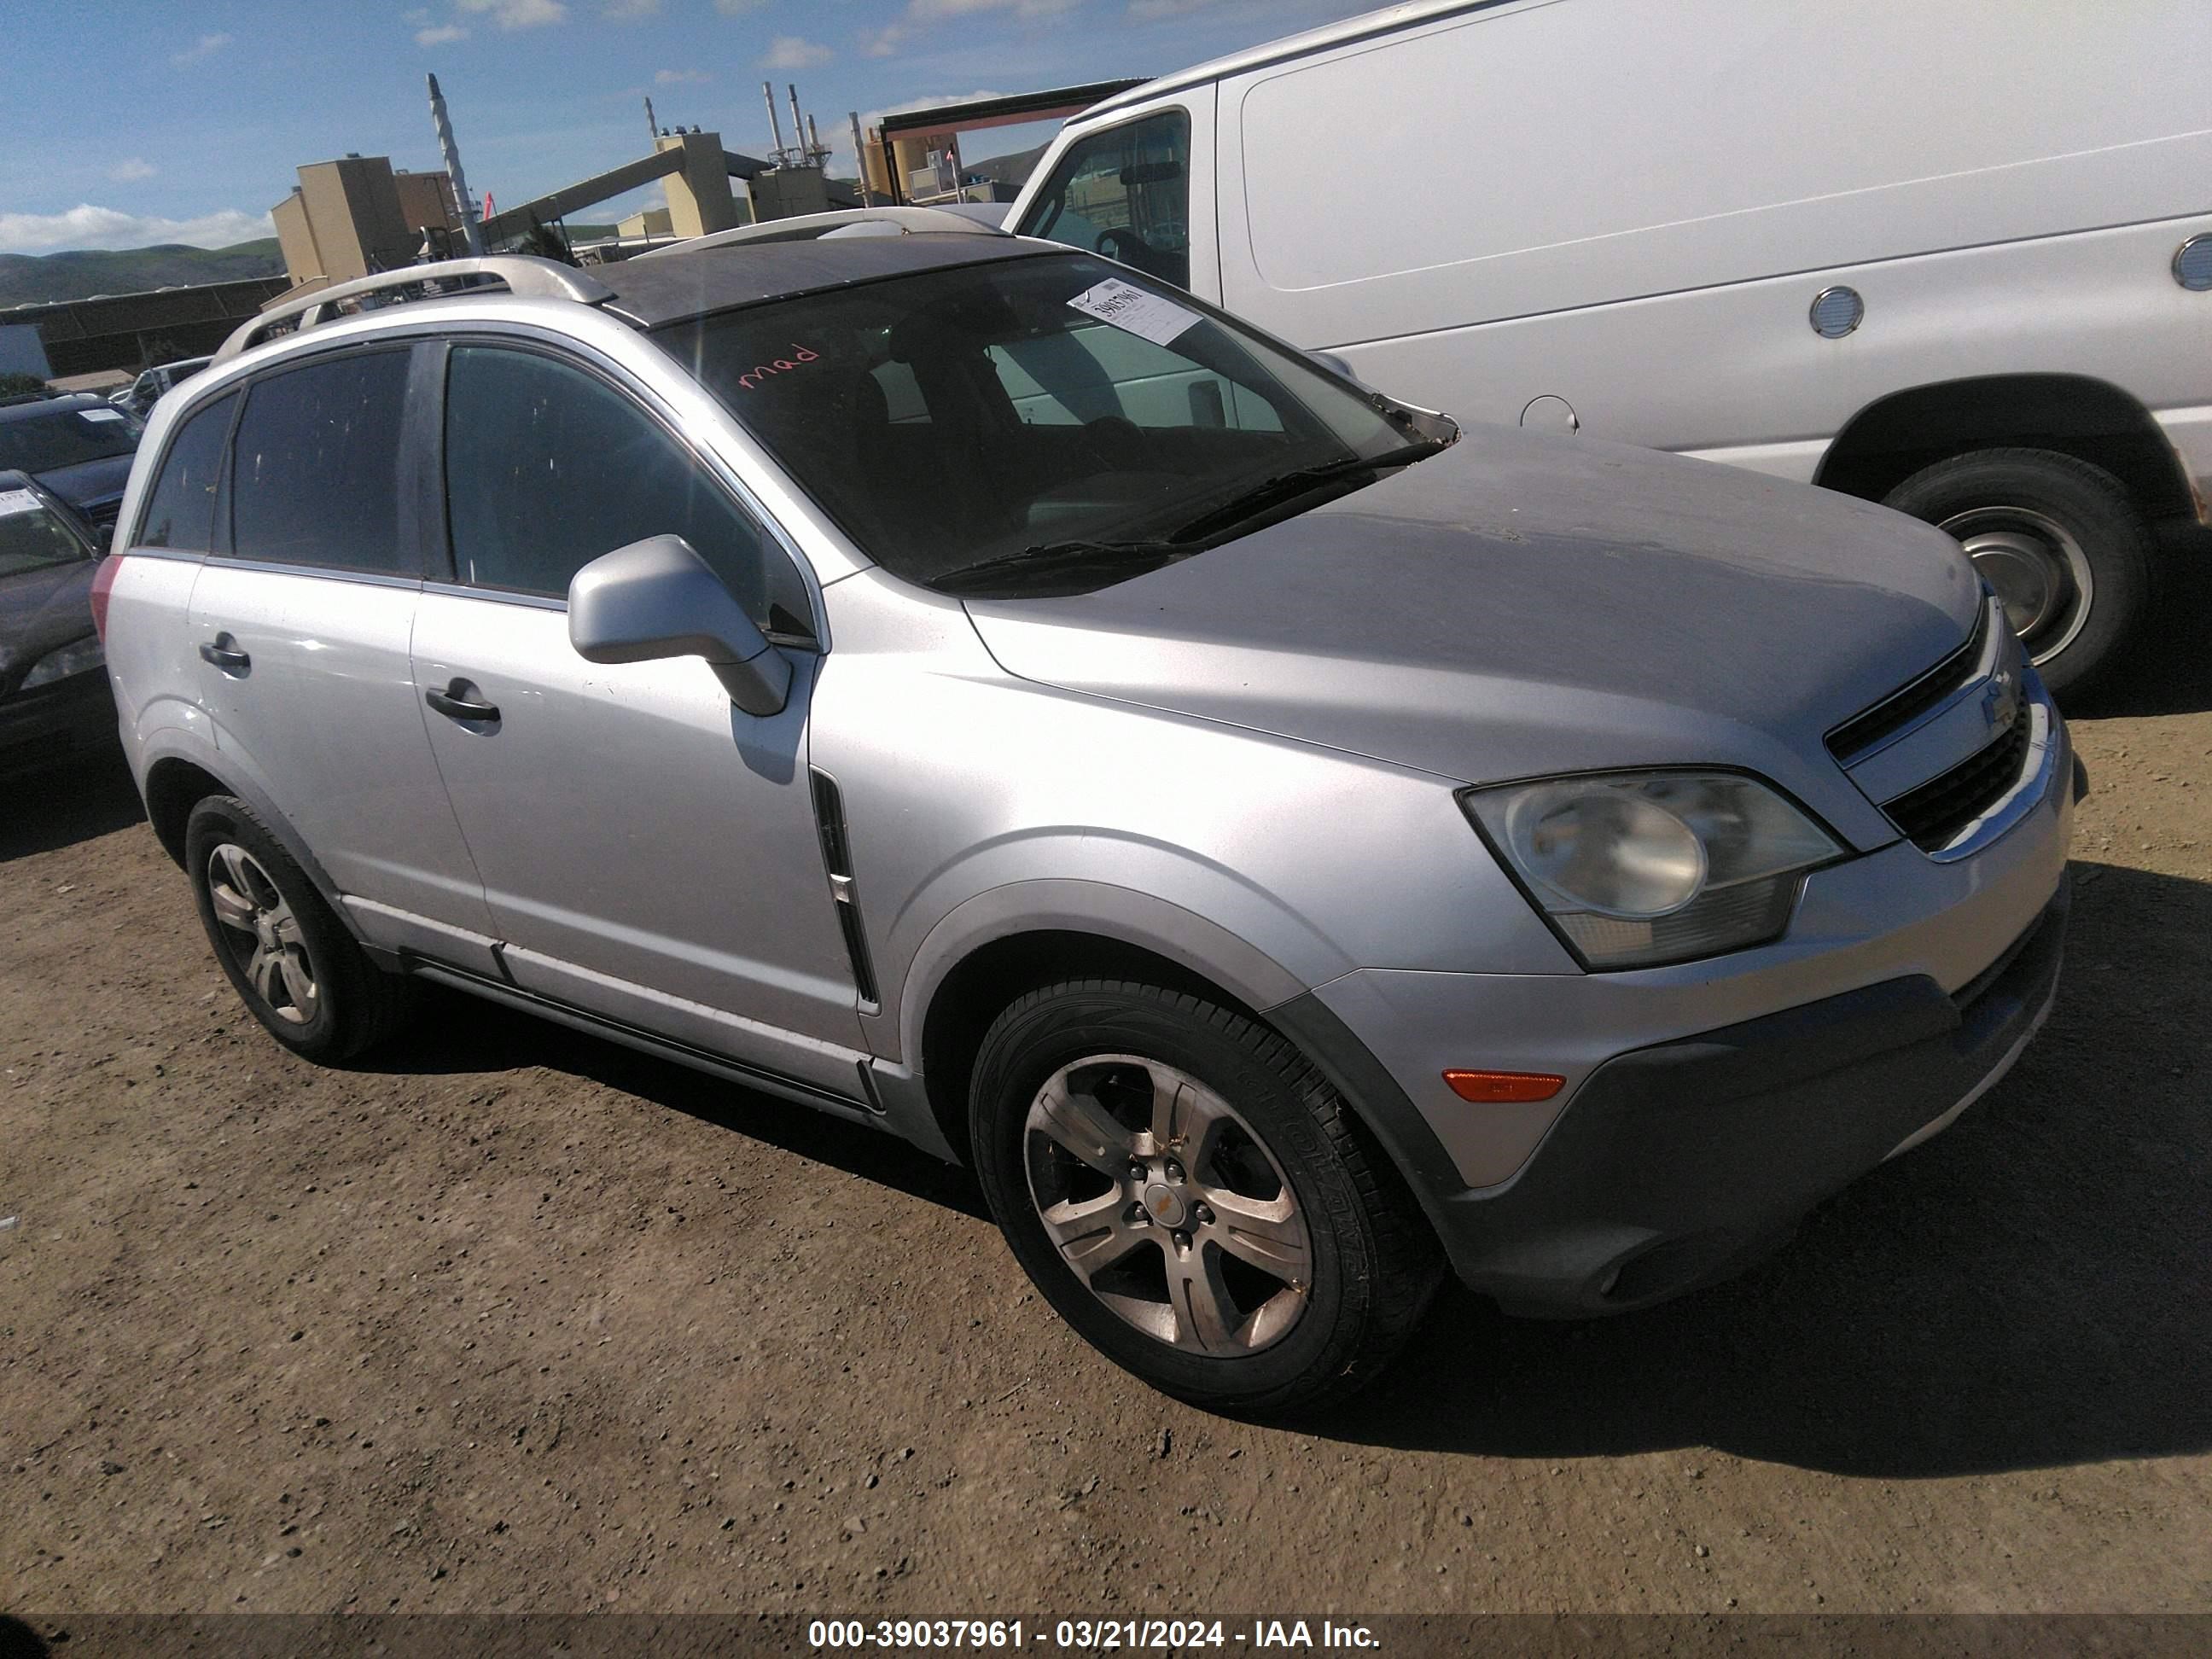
left=810, top=766, right=880, bottom=1010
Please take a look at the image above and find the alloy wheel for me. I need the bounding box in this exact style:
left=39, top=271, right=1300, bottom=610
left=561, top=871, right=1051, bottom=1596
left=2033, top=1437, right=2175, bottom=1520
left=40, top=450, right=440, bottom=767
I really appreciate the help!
left=1023, top=1054, right=1313, bottom=1356
left=205, top=843, right=318, bottom=1024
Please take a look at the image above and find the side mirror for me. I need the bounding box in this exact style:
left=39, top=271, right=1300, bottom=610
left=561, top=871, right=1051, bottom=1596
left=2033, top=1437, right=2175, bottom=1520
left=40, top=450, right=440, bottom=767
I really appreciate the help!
left=568, top=534, right=792, bottom=718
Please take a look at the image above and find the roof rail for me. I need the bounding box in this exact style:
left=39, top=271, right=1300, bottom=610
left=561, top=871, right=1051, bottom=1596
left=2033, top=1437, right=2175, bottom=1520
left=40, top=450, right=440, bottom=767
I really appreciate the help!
left=213, top=256, right=615, bottom=364
left=634, top=206, right=1010, bottom=260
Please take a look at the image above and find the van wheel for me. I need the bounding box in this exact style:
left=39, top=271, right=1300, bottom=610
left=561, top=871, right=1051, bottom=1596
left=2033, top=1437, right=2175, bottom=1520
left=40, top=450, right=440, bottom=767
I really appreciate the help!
left=969, top=980, right=1442, bottom=1415
left=1883, top=448, right=2152, bottom=697
left=184, top=795, right=413, bottom=1062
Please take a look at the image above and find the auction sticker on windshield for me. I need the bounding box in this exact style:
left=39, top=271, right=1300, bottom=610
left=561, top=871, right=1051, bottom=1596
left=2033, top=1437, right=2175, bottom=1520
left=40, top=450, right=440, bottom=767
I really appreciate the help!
left=1067, top=277, right=1200, bottom=347
left=0, top=489, right=43, bottom=517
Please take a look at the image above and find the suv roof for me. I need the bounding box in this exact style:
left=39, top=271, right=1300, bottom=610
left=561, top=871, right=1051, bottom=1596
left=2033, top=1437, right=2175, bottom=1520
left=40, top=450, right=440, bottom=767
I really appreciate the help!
left=217, top=230, right=1054, bottom=364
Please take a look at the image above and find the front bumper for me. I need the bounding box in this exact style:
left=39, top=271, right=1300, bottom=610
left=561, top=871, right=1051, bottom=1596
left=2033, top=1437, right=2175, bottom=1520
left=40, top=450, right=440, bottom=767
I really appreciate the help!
left=0, top=668, right=117, bottom=773
left=1420, top=882, right=2066, bottom=1314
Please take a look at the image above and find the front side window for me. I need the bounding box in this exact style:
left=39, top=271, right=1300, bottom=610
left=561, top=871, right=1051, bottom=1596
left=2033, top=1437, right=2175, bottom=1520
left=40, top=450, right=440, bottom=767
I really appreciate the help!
left=229, top=351, right=411, bottom=573
left=661, top=251, right=1434, bottom=595
left=1017, top=111, right=1192, bottom=290
left=0, top=486, right=90, bottom=577
left=135, top=392, right=236, bottom=551
left=0, top=404, right=142, bottom=474
left=441, top=346, right=809, bottom=634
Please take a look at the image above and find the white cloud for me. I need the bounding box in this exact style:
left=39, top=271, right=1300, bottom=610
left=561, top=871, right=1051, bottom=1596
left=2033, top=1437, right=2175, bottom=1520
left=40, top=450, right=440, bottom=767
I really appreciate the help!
left=868, top=0, right=1077, bottom=55
left=0, top=205, right=276, bottom=257
left=108, top=158, right=158, bottom=183
left=416, top=23, right=469, bottom=44
left=866, top=90, right=1009, bottom=121
left=762, top=35, right=833, bottom=70
left=172, top=32, right=232, bottom=65
left=603, top=0, right=659, bottom=15
left=403, top=7, right=432, bottom=20
left=456, top=0, right=566, bottom=29
left=654, top=67, right=709, bottom=84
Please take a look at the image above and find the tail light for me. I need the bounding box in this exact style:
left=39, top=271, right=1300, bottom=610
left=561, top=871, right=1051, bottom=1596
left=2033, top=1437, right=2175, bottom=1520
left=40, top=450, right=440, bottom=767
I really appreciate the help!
left=90, top=554, right=121, bottom=642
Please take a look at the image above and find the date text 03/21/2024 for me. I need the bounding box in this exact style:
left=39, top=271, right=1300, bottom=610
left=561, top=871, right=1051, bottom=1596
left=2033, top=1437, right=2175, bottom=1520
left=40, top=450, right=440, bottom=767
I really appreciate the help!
left=807, top=1620, right=1383, bottom=1650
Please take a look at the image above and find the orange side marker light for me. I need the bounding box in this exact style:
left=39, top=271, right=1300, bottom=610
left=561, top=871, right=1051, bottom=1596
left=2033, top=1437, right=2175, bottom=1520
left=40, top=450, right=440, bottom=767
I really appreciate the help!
left=1443, top=1069, right=1565, bottom=1104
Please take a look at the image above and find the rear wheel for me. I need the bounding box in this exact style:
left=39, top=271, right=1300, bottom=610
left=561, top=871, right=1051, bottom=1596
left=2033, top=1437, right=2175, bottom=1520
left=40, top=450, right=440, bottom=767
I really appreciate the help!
left=969, top=980, right=1441, bottom=1414
left=184, top=795, right=413, bottom=1062
left=1883, top=448, right=2154, bottom=697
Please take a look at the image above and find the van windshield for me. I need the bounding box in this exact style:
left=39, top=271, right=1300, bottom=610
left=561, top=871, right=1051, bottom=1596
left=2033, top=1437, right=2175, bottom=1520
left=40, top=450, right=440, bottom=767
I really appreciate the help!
left=661, top=250, right=1439, bottom=595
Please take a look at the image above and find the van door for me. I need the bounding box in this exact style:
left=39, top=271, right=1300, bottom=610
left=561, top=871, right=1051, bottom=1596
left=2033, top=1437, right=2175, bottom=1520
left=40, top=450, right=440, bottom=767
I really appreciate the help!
left=410, top=340, right=868, bottom=1100
left=1014, top=90, right=1220, bottom=305
left=187, top=343, right=499, bottom=958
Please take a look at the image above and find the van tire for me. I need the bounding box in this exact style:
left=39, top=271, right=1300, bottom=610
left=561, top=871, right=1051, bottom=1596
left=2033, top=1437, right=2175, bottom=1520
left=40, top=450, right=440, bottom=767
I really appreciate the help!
left=184, top=795, right=415, bottom=1063
left=969, top=979, right=1442, bottom=1416
left=1883, top=448, right=2153, bottom=698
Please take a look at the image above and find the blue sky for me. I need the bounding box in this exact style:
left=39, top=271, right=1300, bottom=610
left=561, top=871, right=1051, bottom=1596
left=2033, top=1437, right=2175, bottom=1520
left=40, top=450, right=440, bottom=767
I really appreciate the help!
left=1, top=0, right=1377, bottom=254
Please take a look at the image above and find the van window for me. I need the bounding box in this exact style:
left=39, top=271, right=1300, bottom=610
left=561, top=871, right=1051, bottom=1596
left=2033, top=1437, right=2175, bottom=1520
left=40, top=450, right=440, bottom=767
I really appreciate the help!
left=442, top=345, right=809, bottom=632
left=1018, top=111, right=1192, bottom=290
left=135, top=392, right=236, bottom=551
left=229, top=352, right=411, bottom=573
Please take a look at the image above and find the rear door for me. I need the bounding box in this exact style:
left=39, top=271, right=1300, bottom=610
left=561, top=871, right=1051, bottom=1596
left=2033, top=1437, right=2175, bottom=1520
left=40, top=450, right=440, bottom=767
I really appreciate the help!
left=188, top=343, right=498, bottom=952
left=409, top=338, right=866, bottom=1097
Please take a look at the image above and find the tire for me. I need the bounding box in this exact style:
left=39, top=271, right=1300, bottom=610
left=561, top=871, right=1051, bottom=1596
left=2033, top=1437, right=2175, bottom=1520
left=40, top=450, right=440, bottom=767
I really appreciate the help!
left=183, top=795, right=414, bottom=1062
left=1883, top=447, right=2154, bottom=698
left=969, top=980, right=1442, bottom=1415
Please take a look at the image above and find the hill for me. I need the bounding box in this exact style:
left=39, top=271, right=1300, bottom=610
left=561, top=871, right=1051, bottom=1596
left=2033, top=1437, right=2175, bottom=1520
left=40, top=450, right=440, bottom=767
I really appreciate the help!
left=0, top=239, right=285, bottom=307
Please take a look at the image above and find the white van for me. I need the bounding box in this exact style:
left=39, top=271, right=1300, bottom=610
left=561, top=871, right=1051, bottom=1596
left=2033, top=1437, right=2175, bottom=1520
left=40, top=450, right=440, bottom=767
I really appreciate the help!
left=1008, top=0, right=2212, bottom=693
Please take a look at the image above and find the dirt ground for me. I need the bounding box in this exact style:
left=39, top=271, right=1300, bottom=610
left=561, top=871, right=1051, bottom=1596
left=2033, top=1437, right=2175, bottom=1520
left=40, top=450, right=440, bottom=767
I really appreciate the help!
left=3, top=610, right=2209, bottom=1621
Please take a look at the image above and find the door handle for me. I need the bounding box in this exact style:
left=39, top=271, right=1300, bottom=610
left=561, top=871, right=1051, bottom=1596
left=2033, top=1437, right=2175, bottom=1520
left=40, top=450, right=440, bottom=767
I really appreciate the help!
left=198, top=637, right=250, bottom=673
left=425, top=680, right=500, bottom=724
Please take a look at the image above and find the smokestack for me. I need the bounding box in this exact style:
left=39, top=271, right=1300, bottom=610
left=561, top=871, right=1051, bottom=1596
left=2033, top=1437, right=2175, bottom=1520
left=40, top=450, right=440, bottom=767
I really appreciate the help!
left=806, top=114, right=822, bottom=164
left=644, top=95, right=658, bottom=148
left=426, top=73, right=483, bottom=257
left=850, top=112, right=873, bottom=205
left=763, top=80, right=786, bottom=163
left=788, top=84, right=806, bottom=166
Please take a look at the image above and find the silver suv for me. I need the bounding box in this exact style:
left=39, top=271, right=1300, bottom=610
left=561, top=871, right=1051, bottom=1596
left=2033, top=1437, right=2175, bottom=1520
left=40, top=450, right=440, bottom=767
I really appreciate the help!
left=97, top=224, right=2074, bottom=1412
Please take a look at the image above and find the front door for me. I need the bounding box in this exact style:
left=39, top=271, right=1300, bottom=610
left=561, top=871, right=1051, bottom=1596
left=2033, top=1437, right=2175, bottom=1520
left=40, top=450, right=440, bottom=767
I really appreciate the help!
left=410, top=340, right=864, bottom=1096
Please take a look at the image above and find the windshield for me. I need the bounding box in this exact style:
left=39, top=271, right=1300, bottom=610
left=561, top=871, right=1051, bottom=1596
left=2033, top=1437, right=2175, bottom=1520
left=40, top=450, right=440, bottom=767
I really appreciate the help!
left=0, top=405, right=141, bottom=474
left=659, top=251, right=1432, bottom=593
left=0, top=486, right=90, bottom=578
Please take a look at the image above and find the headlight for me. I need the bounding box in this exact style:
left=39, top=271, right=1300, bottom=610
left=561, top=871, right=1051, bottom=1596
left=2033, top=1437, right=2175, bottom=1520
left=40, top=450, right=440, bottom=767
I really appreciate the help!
left=1462, top=771, right=1843, bottom=969
left=20, top=636, right=104, bottom=690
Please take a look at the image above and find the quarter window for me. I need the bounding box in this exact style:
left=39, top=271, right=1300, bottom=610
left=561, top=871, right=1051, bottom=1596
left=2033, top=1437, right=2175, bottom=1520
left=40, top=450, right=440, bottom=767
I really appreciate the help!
left=135, top=392, right=236, bottom=551
left=441, top=345, right=807, bottom=632
left=229, top=351, right=412, bottom=573
left=1018, top=111, right=1193, bottom=290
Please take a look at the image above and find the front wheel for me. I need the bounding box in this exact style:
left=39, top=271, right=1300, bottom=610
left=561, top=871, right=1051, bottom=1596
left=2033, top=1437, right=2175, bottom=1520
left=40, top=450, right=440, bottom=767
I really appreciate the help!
left=1883, top=448, right=2154, bottom=698
left=969, top=980, right=1441, bottom=1415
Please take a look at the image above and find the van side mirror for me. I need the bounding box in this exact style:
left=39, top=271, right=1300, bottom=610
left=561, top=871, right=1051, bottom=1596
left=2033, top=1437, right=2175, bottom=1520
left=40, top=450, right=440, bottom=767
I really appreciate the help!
left=568, top=534, right=792, bottom=718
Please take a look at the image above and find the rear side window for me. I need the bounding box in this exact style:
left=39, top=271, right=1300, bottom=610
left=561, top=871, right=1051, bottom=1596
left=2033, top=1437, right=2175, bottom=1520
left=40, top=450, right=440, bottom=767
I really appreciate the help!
left=1018, top=111, right=1192, bottom=290
left=229, top=350, right=412, bottom=573
left=134, top=392, right=236, bottom=551
left=442, top=345, right=809, bottom=632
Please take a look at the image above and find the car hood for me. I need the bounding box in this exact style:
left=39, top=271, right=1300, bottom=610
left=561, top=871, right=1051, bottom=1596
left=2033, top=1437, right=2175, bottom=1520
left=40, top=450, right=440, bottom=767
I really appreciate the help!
left=35, top=452, right=135, bottom=514
left=0, top=558, right=98, bottom=688
left=963, top=430, right=1982, bottom=851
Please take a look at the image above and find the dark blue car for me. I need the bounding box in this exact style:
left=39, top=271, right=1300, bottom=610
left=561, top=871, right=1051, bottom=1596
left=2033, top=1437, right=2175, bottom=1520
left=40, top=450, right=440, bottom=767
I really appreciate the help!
left=0, top=469, right=114, bottom=772
left=0, top=393, right=143, bottom=538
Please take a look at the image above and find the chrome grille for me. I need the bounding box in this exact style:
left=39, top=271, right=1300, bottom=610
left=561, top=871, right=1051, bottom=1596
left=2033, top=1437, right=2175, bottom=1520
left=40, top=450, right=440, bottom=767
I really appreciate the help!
left=1881, top=713, right=2033, bottom=851
left=1825, top=604, right=1990, bottom=763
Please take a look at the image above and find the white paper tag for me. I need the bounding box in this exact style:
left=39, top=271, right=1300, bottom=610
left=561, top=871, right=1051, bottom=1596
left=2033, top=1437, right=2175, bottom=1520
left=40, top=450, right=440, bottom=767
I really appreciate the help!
left=80, top=408, right=125, bottom=423
left=1066, top=277, right=1201, bottom=347
left=0, top=488, right=43, bottom=518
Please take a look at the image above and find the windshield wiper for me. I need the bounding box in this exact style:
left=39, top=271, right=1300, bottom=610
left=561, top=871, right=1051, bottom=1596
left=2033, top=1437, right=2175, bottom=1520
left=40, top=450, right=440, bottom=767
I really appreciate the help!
left=1163, top=439, right=1447, bottom=544
left=930, top=538, right=1186, bottom=597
